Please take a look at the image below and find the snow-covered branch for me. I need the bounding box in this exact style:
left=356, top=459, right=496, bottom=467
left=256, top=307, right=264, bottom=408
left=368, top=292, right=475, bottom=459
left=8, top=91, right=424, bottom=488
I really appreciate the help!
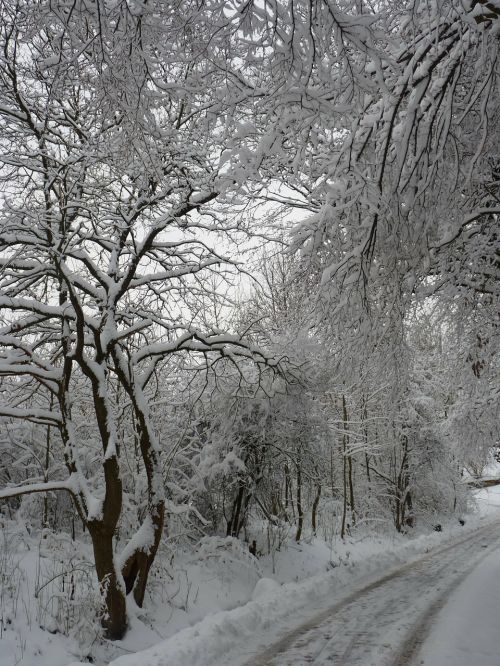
left=0, top=479, right=76, bottom=501
left=0, top=407, right=62, bottom=426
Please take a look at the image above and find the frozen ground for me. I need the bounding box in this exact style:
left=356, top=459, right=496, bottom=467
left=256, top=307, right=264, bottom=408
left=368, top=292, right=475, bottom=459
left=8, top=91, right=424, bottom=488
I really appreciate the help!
left=239, top=522, right=500, bottom=665
left=416, top=545, right=500, bottom=666
left=95, top=487, right=500, bottom=666
left=96, top=519, right=500, bottom=666
left=415, top=483, right=500, bottom=666
left=2, top=485, right=500, bottom=666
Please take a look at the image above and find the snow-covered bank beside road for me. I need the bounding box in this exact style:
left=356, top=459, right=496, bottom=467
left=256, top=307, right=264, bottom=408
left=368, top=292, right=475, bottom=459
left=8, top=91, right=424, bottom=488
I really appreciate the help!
left=3, top=486, right=500, bottom=666
left=89, top=517, right=500, bottom=666
left=474, top=481, right=500, bottom=514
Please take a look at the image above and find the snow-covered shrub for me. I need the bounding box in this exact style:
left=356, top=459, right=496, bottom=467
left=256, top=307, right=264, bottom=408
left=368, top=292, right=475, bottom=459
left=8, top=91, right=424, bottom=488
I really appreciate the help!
left=0, top=519, right=104, bottom=661
left=34, top=531, right=102, bottom=653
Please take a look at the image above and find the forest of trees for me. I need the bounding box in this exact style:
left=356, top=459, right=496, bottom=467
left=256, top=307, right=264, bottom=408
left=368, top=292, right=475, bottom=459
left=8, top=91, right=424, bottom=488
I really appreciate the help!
left=0, top=0, right=498, bottom=642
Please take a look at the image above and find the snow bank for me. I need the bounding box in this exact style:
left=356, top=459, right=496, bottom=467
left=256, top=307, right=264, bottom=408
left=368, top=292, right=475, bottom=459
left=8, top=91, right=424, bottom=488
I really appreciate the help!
left=95, top=515, right=498, bottom=666
left=5, top=488, right=499, bottom=666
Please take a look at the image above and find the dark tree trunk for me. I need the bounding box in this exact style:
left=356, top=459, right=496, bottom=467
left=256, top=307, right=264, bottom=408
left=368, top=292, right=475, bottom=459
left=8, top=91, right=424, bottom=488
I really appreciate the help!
left=284, top=463, right=294, bottom=518
left=311, top=481, right=321, bottom=536
left=348, top=453, right=355, bottom=526
left=227, top=480, right=246, bottom=538
left=89, top=523, right=127, bottom=640
left=341, top=395, right=351, bottom=538
left=341, top=446, right=348, bottom=539
left=295, top=459, right=303, bottom=542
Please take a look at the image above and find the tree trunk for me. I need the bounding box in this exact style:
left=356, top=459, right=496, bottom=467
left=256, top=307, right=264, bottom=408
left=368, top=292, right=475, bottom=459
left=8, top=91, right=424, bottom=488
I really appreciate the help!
left=89, top=523, right=127, bottom=640
left=363, top=399, right=371, bottom=484
left=341, top=395, right=352, bottom=538
left=284, top=463, right=294, bottom=518
left=341, top=442, right=348, bottom=539
left=121, top=500, right=166, bottom=607
left=348, top=452, right=355, bottom=527
left=114, top=374, right=166, bottom=607
left=295, top=458, right=303, bottom=542
left=311, top=481, right=321, bottom=536
left=227, top=479, right=246, bottom=538
left=43, top=420, right=52, bottom=529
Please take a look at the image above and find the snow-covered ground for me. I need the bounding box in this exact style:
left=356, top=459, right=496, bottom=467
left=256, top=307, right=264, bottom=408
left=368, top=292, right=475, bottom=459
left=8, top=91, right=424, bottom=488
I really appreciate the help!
left=415, top=484, right=500, bottom=666
left=2, top=486, right=500, bottom=666
left=473, top=480, right=500, bottom=513
left=101, top=485, right=500, bottom=666
left=417, top=545, right=500, bottom=666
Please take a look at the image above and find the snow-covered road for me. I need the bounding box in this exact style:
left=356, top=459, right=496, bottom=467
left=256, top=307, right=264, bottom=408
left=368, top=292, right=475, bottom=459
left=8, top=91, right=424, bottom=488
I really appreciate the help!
left=238, top=521, right=500, bottom=666
left=100, top=497, right=500, bottom=666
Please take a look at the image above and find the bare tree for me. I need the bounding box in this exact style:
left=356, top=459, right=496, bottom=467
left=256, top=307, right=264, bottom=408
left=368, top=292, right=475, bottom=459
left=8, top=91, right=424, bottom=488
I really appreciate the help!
left=249, top=1, right=500, bottom=323
left=0, top=0, right=278, bottom=638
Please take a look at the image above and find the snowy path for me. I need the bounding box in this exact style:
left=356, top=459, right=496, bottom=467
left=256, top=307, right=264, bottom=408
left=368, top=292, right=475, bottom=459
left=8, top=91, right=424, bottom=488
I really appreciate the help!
left=415, top=544, right=500, bottom=666
left=236, top=521, right=500, bottom=666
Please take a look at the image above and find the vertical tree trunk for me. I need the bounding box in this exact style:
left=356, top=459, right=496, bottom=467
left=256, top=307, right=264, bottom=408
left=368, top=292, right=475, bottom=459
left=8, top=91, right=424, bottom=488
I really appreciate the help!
left=402, top=435, right=414, bottom=528
left=226, top=473, right=249, bottom=539
left=348, top=454, right=355, bottom=527
left=330, top=447, right=335, bottom=498
left=341, top=439, right=348, bottom=539
left=295, top=457, right=303, bottom=542
left=121, top=502, right=166, bottom=607
left=341, top=394, right=354, bottom=535
left=363, top=399, right=371, bottom=484
left=114, top=372, right=166, bottom=608
left=284, top=463, right=294, bottom=518
left=311, top=481, right=321, bottom=536
left=89, top=523, right=127, bottom=640
left=43, top=416, right=52, bottom=529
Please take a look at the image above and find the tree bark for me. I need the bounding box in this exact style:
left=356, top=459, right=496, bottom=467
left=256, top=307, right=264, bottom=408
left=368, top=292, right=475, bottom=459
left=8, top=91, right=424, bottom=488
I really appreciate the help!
left=311, top=481, right=321, bottom=536
left=88, top=522, right=127, bottom=640
left=295, top=456, right=303, bottom=542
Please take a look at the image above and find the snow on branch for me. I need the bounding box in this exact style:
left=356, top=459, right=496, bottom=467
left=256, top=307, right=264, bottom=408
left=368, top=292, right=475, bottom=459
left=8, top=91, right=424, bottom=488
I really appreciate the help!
left=0, top=406, right=62, bottom=425
left=0, top=479, right=76, bottom=502
left=0, top=297, right=70, bottom=319
left=132, top=330, right=281, bottom=368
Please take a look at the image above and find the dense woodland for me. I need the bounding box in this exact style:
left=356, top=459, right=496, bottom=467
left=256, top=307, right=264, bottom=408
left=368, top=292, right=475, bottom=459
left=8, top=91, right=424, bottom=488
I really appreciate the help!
left=0, top=0, right=498, bottom=646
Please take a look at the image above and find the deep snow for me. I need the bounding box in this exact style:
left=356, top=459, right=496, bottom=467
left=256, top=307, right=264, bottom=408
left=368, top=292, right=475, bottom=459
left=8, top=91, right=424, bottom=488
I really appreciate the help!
left=1, top=485, right=500, bottom=666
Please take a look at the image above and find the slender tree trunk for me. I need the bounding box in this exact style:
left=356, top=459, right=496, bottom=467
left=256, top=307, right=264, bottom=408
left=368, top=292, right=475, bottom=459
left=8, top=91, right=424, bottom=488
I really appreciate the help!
left=341, top=440, right=348, bottom=539
left=43, top=399, right=53, bottom=529
left=311, top=481, right=321, bottom=536
left=113, top=370, right=166, bottom=608
left=341, top=395, right=353, bottom=536
left=295, top=458, right=303, bottom=542
left=121, top=499, right=165, bottom=606
left=330, top=446, right=335, bottom=498
left=402, top=435, right=414, bottom=528
left=285, top=464, right=295, bottom=519
left=348, top=454, right=355, bottom=526
left=363, top=399, right=371, bottom=484
left=226, top=479, right=246, bottom=538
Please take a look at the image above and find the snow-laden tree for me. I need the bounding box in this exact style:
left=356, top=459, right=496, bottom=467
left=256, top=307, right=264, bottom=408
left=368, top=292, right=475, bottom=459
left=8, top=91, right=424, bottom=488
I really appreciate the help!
left=249, top=0, right=499, bottom=514
left=0, top=0, right=498, bottom=643
left=237, top=0, right=499, bottom=326
left=0, top=0, right=281, bottom=638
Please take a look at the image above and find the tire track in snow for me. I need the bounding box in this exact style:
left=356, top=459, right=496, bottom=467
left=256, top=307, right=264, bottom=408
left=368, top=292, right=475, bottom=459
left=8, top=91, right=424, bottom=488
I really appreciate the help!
left=241, top=521, right=500, bottom=666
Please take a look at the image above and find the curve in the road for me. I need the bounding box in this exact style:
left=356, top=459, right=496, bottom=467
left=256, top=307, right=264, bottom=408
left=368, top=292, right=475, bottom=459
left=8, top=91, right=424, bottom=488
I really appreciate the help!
left=242, top=521, right=500, bottom=666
